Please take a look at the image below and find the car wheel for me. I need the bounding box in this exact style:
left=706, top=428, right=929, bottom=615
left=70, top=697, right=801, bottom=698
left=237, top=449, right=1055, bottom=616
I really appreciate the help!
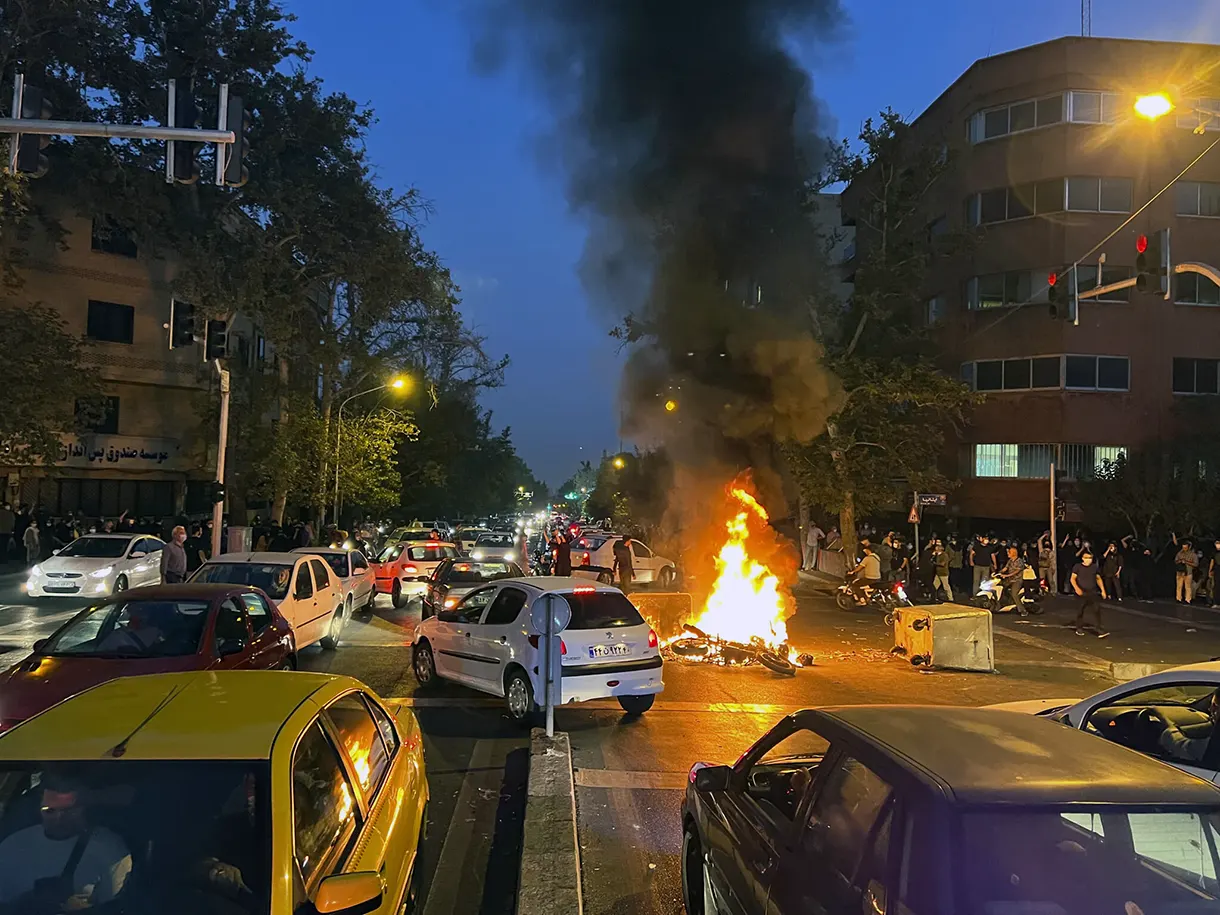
left=392, top=580, right=404, bottom=608
left=618, top=694, right=655, bottom=715
left=597, top=571, right=613, bottom=584
left=682, top=827, right=707, bottom=915
left=279, top=654, right=297, bottom=671
left=413, top=641, right=437, bottom=687
left=320, top=608, right=344, bottom=650
left=363, top=586, right=377, bottom=614
left=504, top=668, right=537, bottom=725
left=403, top=803, right=428, bottom=913
left=114, top=575, right=128, bottom=593
left=658, top=566, right=676, bottom=589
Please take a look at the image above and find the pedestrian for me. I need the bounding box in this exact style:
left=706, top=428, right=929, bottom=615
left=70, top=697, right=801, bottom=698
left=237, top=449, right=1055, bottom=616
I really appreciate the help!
left=931, top=540, right=952, bottom=601
left=0, top=502, right=12, bottom=561
left=1036, top=532, right=1053, bottom=592
left=297, top=521, right=313, bottom=548
left=1172, top=534, right=1198, bottom=604
left=553, top=530, right=572, bottom=576
left=161, top=525, right=188, bottom=583
left=22, top=519, right=39, bottom=567
left=185, top=524, right=208, bottom=573
left=997, top=545, right=1027, bottom=615
left=612, top=536, right=634, bottom=594
left=12, top=504, right=30, bottom=559
left=1102, top=541, right=1123, bottom=602
left=804, top=521, right=824, bottom=572
left=969, top=534, right=994, bottom=595
left=1071, top=550, right=1109, bottom=638
left=946, top=536, right=964, bottom=594
left=1209, top=541, right=1220, bottom=608
left=876, top=533, right=894, bottom=583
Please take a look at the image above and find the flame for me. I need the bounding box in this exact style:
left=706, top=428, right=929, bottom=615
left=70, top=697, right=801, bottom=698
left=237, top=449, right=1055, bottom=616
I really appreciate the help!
left=685, top=485, right=792, bottom=650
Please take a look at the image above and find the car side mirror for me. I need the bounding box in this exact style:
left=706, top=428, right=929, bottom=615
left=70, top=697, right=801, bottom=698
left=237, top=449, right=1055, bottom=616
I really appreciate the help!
left=217, top=638, right=247, bottom=657
left=130, top=551, right=146, bottom=559
left=694, top=765, right=732, bottom=792
left=51, top=549, right=61, bottom=556
left=32, top=639, right=48, bottom=654
left=314, top=871, right=385, bottom=915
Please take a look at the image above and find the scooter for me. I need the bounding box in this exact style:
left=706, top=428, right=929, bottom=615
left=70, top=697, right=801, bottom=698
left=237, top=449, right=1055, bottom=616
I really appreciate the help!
left=974, top=567, right=1046, bottom=613
left=835, top=574, right=913, bottom=611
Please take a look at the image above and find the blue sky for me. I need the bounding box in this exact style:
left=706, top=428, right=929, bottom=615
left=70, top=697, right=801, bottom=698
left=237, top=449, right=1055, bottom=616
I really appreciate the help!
left=289, top=0, right=1220, bottom=486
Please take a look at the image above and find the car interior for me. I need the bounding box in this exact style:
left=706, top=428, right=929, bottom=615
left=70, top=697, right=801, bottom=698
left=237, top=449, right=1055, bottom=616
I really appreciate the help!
left=1084, top=686, right=1220, bottom=770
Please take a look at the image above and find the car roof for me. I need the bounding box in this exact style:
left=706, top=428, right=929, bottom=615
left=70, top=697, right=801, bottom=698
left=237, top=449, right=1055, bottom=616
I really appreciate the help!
left=292, top=547, right=347, bottom=556
left=0, top=671, right=360, bottom=761
left=808, top=706, right=1220, bottom=807
left=74, top=533, right=139, bottom=540
left=203, top=552, right=303, bottom=564
left=89, top=583, right=261, bottom=602
left=510, top=576, right=622, bottom=594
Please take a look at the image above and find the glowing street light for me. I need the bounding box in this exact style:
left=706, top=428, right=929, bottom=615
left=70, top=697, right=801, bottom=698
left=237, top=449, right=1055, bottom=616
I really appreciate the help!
left=1134, top=93, right=1174, bottom=120
left=612, top=456, right=625, bottom=469
left=389, top=376, right=407, bottom=390
left=334, top=374, right=411, bottom=523
left=664, top=399, right=678, bottom=413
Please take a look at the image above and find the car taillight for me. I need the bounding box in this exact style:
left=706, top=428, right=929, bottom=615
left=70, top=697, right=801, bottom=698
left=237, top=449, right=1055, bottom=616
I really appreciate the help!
left=404, top=565, right=418, bottom=574
left=579, top=552, right=590, bottom=565
left=527, top=634, right=567, bottom=653
left=648, top=628, right=658, bottom=648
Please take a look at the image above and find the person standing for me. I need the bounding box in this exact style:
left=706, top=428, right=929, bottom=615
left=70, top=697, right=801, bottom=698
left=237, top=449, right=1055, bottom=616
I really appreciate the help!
left=0, top=502, right=12, bottom=561
left=1036, top=532, right=1053, bottom=593
left=804, top=522, right=824, bottom=572
left=184, top=524, right=207, bottom=574
left=946, top=536, right=964, bottom=595
left=876, top=533, right=894, bottom=583
left=1071, top=550, right=1109, bottom=638
left=1209, top=540, right=1220, bottom=608
left=969, top=535, right=993, bottom=595
left=1172, top=534, right=1198, bottom=604
left=160, top=525, right=188, bottom=584
left=22, top=519, right=40, bottom=566
left=612, top=536, right=634, bottom=594
left=931, top=540, right=952, bottom=601
left=1102, top=541, right=1123, bottom=602
left=553, top=531, right=572, bottom=576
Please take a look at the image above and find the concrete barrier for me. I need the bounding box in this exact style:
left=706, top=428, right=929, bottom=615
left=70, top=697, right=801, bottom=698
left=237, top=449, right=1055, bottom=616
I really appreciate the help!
left=517, top=728, right=583, bottom=915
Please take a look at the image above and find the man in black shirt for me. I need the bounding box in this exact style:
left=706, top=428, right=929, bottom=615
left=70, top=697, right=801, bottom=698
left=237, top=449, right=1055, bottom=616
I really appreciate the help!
left=553, top=531, right=572, bottom=576
left=612, top=537, right=634, bottom=594
left=1071, top=550, right=1109, bottom=638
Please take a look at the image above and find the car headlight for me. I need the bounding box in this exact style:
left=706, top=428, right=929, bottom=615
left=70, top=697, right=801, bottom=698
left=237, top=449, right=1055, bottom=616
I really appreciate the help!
left=444, top=597, right=458, bottom=609
left=504, top=552, right=516, bottom=562
left=90, top=567, right=115, bottom=579
left=29, top=565, right=41, bottom=577
left=471, top=551, right=484, bottom=560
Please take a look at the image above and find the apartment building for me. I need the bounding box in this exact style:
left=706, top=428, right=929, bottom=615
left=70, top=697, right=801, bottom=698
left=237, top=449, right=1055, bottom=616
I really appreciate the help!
left=2, top=201, right=271, bottom=519
left=849, top=36, right=1220, bottom=524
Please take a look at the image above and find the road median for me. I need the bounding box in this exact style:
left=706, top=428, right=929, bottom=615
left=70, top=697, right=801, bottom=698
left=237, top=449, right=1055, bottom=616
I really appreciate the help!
left=517, top=727, right=583, bottom=915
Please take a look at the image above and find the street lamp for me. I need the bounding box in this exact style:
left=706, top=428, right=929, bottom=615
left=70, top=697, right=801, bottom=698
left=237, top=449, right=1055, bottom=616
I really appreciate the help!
left=333, top=375, right=410, bottom=524
left=664, top=399, right=678, bottom=413
left=1134, top=93, right=1174, bottom=121
left=612, top=456, right=625, bottom=469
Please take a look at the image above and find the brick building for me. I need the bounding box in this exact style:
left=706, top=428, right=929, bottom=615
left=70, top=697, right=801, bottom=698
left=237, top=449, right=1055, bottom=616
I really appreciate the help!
left=846, top=36, right=1220, bottom=526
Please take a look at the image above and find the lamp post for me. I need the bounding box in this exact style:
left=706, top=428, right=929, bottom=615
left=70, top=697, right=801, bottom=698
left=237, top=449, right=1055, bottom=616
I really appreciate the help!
left=333, top=377, right=407, bottom=525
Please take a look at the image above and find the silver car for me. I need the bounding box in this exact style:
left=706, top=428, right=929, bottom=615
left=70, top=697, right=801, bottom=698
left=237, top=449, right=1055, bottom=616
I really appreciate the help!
left=469, top=532, right=519, bottom=563
left=26, top=534, right=166, bottom=598
left=293, top=547, right=377, bottom=617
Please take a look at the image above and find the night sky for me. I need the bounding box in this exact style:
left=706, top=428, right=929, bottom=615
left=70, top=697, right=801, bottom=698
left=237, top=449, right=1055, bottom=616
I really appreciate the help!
left=289, top=0, right=1220, bottom=485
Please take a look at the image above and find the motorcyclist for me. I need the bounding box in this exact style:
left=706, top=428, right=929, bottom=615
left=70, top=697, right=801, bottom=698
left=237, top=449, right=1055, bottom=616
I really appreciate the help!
left=848, top=544, right=882, bottom=603
left=997, top=545, right=1028, bottom=615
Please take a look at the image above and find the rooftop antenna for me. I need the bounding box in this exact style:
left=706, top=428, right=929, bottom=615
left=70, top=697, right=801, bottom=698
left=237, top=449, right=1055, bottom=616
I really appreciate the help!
left=1081, top=0, right=1092, bottom=36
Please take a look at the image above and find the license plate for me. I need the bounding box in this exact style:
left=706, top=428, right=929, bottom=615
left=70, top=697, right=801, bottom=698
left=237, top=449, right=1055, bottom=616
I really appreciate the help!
left=44, top=586, right=78, bottom=593
left=588, top=644, right=631, bottom=659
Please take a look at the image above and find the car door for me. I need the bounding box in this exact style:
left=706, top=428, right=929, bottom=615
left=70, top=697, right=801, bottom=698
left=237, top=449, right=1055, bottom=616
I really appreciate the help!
left=349, top=551, right=374, bottom=606
left=289, top=561, right=319, bottom=645
left=432, top=587, right=496, bottom=683
left=631, top=541, right=656, bottom=582
left=702, top=721, right=832, bottom=915
left=310, top=558, right=340, bottom=632
left=464, top=585, right=529, bottom=691
left=240, top=592, right=286, bottom=668
left=140, top=538, right=165, bottom=585
left=124, top=537, right=154, bottom=585
left=212, top=597, right=255, bottom=669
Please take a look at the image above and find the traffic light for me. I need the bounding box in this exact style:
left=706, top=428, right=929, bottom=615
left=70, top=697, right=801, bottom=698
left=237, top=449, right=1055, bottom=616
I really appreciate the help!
left=171, top=81, right=201, bottom=185
left=1135, top=229, right=1170, bottom=297
left=15, top=85, right=52, bottom=177
left=223, top=95, right=250, bottom=188
left=204, top=319, right=228, bottom=360
left=1048, top=270, right=1069, bottom=319
left=209, top=480, right=226, bottom=504
left=169, top=300, right=197, bottom=349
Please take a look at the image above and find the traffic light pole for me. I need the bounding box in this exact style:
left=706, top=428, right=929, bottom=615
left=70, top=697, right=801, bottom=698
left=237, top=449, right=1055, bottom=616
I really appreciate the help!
left=211, top=361, right=231, bottom=559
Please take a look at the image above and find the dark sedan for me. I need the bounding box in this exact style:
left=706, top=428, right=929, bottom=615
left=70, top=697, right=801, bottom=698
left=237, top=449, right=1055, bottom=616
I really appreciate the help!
left=423, top=558, right=524, bottom=618
left=0, top=583, right=294, bottom=731
left=682, top=705, right=1220, bottom=915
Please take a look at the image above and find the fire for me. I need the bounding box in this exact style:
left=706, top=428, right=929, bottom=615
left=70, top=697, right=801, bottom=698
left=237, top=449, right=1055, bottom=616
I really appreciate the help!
left=685, top=485, right=792, bottom=650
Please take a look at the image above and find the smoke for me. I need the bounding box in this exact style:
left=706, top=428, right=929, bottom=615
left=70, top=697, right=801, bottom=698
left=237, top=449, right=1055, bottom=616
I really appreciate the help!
left=468, top=0, right=846, bottom=507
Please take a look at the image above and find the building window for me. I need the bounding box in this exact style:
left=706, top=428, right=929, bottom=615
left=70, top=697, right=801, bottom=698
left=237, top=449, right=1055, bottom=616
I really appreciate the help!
left=1172, top=357, right=1220, bottom=395
left=967, top=271, right=1046, bottom=309
left=971, top=444, right=1055, bottom=479
left=1076, top=264, right=1133, bottom=302
left=925, top=295, right=945, bottom=325
left=1176, top=98, right=1220, bottom=133
left=1066, top=176, right=1132, bottom=213
left=85, top=300, right=135, bottom=344
left=1065, top=354, right=1129, bottom=391
left=1174, top=272, right=1220, bottom=306
left=91, top=216, right=138, bottom=258
left=967, top=181, right=1064, bottom=226
left=964, top=356, right=1061, bottom=392
left=969, top=94, right=1064, bottom=143
left=75, top=396, right=120, bottom=435
left=1174, top=181, right=1220, bottom=217
left=1068, top=91, right=1120, bottom=124
left=1060, top=444, right=1127, bottom=480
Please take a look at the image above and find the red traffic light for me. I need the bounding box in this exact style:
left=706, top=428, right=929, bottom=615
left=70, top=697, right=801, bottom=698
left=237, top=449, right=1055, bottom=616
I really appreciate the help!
left=1048, top=271, right=1058, bottom=287
left=1136, top=234, right=1148, bottom=254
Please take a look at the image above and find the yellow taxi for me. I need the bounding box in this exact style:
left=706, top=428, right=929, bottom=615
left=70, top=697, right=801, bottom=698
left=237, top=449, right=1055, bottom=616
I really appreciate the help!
left=0, top=670, right=428, bottom=914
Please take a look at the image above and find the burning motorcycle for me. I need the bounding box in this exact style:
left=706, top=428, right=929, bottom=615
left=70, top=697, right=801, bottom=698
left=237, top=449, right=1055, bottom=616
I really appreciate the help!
left=835, top=573, right=912, bottom=612
left=973, top=567, right=1046, bottom=613
left=665, top=624, right=806, bottom=676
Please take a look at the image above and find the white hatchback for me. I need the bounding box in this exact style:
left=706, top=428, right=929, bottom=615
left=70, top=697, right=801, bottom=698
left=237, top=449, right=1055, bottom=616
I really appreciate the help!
left=411, top=577, right=663, bottom=723
left=26, top=534, right=165, bottom=598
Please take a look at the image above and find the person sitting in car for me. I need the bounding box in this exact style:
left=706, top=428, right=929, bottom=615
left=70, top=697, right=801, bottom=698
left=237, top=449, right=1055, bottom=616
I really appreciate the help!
left=1151, top=689, right=1219, bottom=763
left=0, top=772, right=132, bottom=912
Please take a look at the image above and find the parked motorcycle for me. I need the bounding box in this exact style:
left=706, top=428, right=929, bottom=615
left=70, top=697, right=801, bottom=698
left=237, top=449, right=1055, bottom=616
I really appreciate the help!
left=974, top=567, right=1046, bottom=613
left=835, top=574, right=913, bottom=612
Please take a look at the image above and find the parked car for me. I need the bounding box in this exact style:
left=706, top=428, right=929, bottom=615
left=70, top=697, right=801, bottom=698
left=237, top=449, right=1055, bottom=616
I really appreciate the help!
left=0, top=670, right=429, bottom=914
left=469, top=532, right=519, bottom=562
left=987, top=659, right=1220, bottom=785
left=0, top=583, right=295, bottom=732
left=293, top=546, right=377, bottom=617
left=423, top=559, right=524, bottom=618
left=682, top=705, right=1220, bottom=915
left=570, top=533, right=677, bottom=587
left=412, top=577, right=663, bottom=723
left=26, top=533, right=166, bottom=598
left=190, top=552, right=348, bottom=651
left=373, top=540, right=461, bottom=608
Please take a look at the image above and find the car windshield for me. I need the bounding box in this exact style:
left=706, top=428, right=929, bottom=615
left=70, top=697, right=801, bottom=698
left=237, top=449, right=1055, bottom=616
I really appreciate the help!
left=55, top=537, right=131, bottom=559
left=192, top=562, right=293, bottom=600
left=378, top=543, right=404, bottom=562
left=563, top=591, right=645, bottom=629
left=476, top=534, right=515, bottom=547
left=0, top=761, right=270, bottom=911
left=961, top=806, right=1220, bottom=913
left=444, top=563, right=516, bottom=584
left=40, top=599, right=211, bottom=658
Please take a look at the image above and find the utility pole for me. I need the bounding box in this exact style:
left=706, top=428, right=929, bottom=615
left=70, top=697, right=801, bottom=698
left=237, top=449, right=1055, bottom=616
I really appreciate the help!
left=1049, top=463, right=1058, bottom=594
left=1081, top=0, right=1091, bottom=37
left=212, top=361, right=231, bottom=558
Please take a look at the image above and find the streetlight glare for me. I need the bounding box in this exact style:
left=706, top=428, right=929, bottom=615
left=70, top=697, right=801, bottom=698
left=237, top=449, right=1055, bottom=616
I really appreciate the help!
left=612, top=456, right=625, bottom=469
left=664, top=399, right=678, bottom=413
left=1134, top=93, right=1173, bottom=120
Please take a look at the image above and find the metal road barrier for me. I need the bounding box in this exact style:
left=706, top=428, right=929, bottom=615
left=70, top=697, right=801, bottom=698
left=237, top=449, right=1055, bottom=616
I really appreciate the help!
left=628, top=591, right=694, bottom=642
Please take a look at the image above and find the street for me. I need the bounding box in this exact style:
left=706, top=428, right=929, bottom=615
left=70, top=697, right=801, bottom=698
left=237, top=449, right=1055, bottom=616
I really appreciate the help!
left=2, top=571, right=1218, bottom=914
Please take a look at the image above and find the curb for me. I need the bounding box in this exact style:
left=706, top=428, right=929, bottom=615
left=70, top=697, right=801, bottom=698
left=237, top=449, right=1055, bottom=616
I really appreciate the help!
left=517, top=728, right=583, bottom=915
left=1110, top=661, right=1177, bottom=682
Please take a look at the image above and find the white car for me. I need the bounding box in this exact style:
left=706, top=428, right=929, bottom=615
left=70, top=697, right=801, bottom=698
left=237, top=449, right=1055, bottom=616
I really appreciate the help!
left=455, top=528, right=489, bottom=553
left=571, top=534, right=677, bottom=588
left=190, top=552, right=348, bottom=651
left=411, top=577, right=663, bottom=723
left=988, top=660, right=1220, bottom=785
left=470, top=532, right=519, bottom=563
left=292, top=547, right=377, bottom=617
left=26, top=534, right=165, bottom=598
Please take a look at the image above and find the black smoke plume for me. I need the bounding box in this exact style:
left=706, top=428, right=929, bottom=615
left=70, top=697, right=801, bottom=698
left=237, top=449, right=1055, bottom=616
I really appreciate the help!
left=469, top=0, right=846, bottom=505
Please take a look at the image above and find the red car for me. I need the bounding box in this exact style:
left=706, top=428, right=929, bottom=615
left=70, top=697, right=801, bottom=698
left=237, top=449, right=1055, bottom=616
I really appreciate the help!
left=373, top=540, right=461, bottom=608
left=0, top=583, right=295, bottom=731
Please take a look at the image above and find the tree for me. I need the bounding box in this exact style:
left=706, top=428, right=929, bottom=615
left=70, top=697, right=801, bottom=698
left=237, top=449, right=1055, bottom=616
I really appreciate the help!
left=786, top=110, right=977, bottom=559
left=586, top=450, right=673, bottom=540
left=0, top=303, right=105, bottom=465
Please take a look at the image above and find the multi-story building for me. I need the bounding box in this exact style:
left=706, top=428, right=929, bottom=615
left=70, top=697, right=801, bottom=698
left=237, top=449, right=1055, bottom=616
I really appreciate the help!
left=2, top=200, right=272, bottom=519
left=848, top=36, right=1220, bottom=525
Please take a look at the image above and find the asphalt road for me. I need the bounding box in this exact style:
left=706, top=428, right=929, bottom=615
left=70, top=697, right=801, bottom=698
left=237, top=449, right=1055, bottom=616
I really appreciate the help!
left=1, top=572, right=1219, bottom=915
